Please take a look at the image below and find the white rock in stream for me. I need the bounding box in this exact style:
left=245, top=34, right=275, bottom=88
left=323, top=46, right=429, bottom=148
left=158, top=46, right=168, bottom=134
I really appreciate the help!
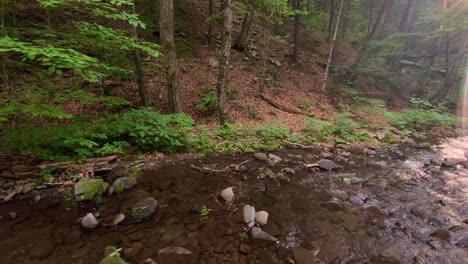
left=220, top=187, right=234, bottom=202
left=255, top=211, right=269, bottom=226
left=243, top=205, right=255, bottom=227
left=250, top=227, right=277, bottom=242
left=81, top=213, right=99, bottom=229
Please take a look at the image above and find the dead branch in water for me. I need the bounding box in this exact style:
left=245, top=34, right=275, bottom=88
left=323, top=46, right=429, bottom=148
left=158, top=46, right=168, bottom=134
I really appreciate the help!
left=189, top=160, right=250, bottom=173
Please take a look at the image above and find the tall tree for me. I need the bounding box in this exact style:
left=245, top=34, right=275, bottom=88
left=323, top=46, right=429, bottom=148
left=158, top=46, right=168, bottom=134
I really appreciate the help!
left=131, top=2, right=149, bottom=106
left=207, top=0, right=214, bottom=45
left=431, top=32, right=468, bottom=102
left=234, top=0, right=256, bottom=51
left=291, top=0, right=301, bottom=63
left=327, top=0, right=335, bottom=42
left=390, top=0, right=417, bottom=71
left=160, top=0, right=182, bottom=113
left=368, top=0, right=393, bottom=40
left=216, top=0, right=233, bottom=124
left=321, top=0, right=344, bottom=91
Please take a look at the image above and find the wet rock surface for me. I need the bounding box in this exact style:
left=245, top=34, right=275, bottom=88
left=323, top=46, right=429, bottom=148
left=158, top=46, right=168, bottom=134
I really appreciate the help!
left=1, top=138, right=468, bottom=263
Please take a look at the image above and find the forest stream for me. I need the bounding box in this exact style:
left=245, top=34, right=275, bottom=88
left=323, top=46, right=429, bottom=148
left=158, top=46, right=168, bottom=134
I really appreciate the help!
left=1, top=137, right=468, bottom=264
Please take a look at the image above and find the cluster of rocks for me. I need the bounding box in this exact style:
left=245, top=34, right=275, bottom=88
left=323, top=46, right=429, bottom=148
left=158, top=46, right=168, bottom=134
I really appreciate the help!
left=0, top=179, right=43, bottom=203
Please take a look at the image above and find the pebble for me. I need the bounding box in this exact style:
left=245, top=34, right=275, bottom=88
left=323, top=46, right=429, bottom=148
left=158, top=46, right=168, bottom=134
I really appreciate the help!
left=316, top=159, right=335, bottom=172
left=220, top=187, right=234, bottom=202
left=22, top=183, right=35, bottom=193
left=430, top=229, right=451, bottom=241
left=4, top=191, right=16, bottom=202
left=9, top=212, right=16, bottom=219
left=34, top=195, right=41, bottom=203
left=250, top=227, right=277, bottom=242
left=254, top=153, right=267, bottom=161
left=243, top=205, right=255, bottom=227
left=255, top=211, right=269, bottom=226
left=110, top=213, right=125, bottom=226
left=158, top=246, right=193, bottom=255
left=80, top=213, right=99, bottom=229
left=239, top=242, right=251, bottom=254
left=402, top=160, right=424, bottom=170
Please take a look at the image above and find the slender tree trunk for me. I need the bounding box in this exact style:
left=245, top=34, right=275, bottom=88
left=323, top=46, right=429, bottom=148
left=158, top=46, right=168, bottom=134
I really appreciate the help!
left=207, top=0, right=214, bottom=44
left=160, top=0, right=182, bottom=113
left=327, top=0, right=334, bottom=42
left=216, top=0, right=233, bottom=125
left=292, top=0, right=301, bottom=63
left=321, top=0, right=344, bottom=91
left=234, top=0, right=255, bottom=51
left=340, top=0, right=351, bottom=39
left=390, top=0, right=417, bottom=71
left=131, top=3, right=149, bottom=106
left=368, top=0, right=393, bottom=40
left=431, top=33, right=468, bottom=102
left=0, top=0, right=8, bottom=84
left=366, top=2, right=374, bottom=38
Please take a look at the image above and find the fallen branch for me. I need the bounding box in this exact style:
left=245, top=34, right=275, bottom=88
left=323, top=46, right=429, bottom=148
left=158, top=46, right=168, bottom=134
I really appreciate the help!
left=189, top=160, right=250, bottom=173
left=282, top=140, right=315, bottom=149
left=6, top=155, right=119, bottom=178
left=400, top=60, right=446, bottom=74
left=259, top=93, right=315, bottom=118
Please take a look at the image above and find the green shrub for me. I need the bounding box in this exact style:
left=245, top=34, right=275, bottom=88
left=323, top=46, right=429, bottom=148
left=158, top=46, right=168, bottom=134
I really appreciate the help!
left=3, top=109, right=195, bottom=161
left=384, top=109, right=456, bottom=130
left=112, top=108, right=194, bottom=153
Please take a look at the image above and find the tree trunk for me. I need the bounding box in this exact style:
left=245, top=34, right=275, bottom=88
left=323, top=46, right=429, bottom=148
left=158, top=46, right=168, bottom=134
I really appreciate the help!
left=131, top=3, right=149, bottom=106
left=321, top=0, right=344, bottom=91
left=340, top=0, right=351, bottom=39
left=207, top=0, right=214, bottom=44
left=366, top=1, right=374, bottom=38
left=327, top=0, right=334, bottom=42
left=160, top=0, right=182, bottom=113
left=234, top=0, right=255, bottom=51
left=431, top=33, right=468, bottom=102
left=390, top=0, right=417, bottom=71
left=292, top=0, right=301, bottom=63
left=368, top=0, right=393, bottom=40
left=216, top=0, right=233, bottom=125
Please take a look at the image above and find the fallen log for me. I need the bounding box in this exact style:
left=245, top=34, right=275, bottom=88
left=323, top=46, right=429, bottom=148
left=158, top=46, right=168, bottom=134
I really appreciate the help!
left=4, top=155, right=118, bottom=178
left=258, top=93, right=315, bottom=118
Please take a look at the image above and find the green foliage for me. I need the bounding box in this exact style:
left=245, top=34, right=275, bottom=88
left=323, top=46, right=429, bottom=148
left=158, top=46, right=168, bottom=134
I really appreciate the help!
left=199, top=206, right=209, bottom=221
left=40, top=169, right=54, bottom=182
left=384, top=109, right=457, bottom=130
left=113, top=109, right=194, bottom=153
left=304, top=113, right=373, bottom=143
left=196, top=91, right=218, bottom=112
left=239, top=232, right=249, bottom=239
left=3, top=109, right=195, bottom=161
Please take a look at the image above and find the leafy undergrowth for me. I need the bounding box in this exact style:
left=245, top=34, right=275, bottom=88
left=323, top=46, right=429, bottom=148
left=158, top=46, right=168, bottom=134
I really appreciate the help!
left=1, top=98, right=459, bottom=162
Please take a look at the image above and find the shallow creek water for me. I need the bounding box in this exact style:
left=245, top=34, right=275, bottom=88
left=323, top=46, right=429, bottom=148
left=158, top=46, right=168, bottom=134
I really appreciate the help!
left=1, top=138, right=468, bottom=264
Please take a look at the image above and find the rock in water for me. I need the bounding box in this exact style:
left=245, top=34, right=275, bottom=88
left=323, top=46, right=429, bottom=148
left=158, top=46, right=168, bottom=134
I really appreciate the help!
left=254, top=152, right=268, bottom=161
left=255, top=211, right=269, bottom=226
left=430, top=229, right=451, bottom=241
left=402, top=160, right=424, bottom=171
left=158, top=247, right=193, bottom=255
left=4, top=190, right=16, bottom=202
left=268, top=153, right=282, bottom=163
left=292, top=248, right=316, bottom=264
left=110, top=213, right=125, bottom=226
left=130, top=197, right=158, bottom=220
left=443, top=158, right=465, bottom=167
left=317, top=159, right=335, bottom=172
left=81, top=213, right=99, bottom=229
left=112, top=177, right=138, bottom=194
left=368, top=161, right=388, bottom=169
left=243, top=205, right=255, bottom=227
left=364, top=177, right=388, bottom=189
left=220, top=187, right=234, bottom=202
left=250, top=227, right=277, bottom=242
left=74, top=179, right=109, bottom=201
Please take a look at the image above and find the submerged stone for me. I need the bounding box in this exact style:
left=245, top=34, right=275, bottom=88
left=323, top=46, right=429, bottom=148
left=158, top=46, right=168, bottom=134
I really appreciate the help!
left=130, top=197, right=158, bottom=220
left=74, top=179, right=109, bottom=201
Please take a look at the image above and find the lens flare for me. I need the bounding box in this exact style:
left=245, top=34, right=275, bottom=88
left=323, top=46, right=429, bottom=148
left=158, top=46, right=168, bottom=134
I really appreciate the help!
left=462, top=64, right=468, bottom=135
